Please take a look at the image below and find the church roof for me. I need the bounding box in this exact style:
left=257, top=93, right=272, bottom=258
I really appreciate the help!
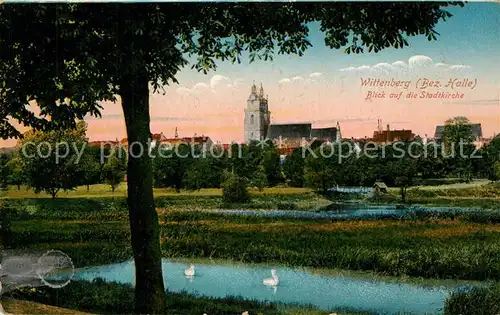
left=311, top=127, right=338, bottom=140
left=268, top=123, right=312, bottom=139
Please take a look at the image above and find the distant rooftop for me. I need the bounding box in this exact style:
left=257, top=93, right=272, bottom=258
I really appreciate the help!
left=434, top=123, right=482, bottom=139
left=268, top=123, right=312, bottom=140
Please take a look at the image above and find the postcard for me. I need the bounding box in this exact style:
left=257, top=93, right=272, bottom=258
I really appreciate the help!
left=0, top=2, right=499, bottom=314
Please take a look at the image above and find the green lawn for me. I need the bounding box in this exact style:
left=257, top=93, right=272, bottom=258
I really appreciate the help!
left=409, top=179, right=492, bottom=191
left=0, top=184, right=312, bottom=199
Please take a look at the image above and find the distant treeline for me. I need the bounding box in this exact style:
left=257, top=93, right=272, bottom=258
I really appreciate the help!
left=0, top=119, right=499, bottom=198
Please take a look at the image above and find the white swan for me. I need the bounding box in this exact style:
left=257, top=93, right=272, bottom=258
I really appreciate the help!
left=263, top=269, right=279, bottom=286
left=242, top=312, right=249, bottom=315
left=184, top=264, right=195, bottom=277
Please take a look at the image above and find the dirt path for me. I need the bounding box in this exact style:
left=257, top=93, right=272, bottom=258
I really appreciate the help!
left=2, top=299, right=93, bottom=315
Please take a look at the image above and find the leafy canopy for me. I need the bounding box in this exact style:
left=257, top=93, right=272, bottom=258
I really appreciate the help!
left=0, top=2, right=464, bottom=138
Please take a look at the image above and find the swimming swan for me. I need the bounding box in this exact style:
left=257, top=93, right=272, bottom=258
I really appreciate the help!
left=184, top=264, right=195, bottom=277
left=263, top=269, right=279, bottom=286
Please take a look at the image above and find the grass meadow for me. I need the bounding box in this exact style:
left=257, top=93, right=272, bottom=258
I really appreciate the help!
left=1, top=182, right=500, bottom=314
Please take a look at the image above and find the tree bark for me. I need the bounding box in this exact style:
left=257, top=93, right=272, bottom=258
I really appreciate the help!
left=50, top=188, right=59, bottom=199
left=121, top=75, right=165, bottom=314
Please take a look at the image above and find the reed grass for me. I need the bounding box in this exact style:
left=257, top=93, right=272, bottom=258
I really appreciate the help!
left=444, top=283, right=500, bottom=315
left=8, top=279, right=359, bottom=315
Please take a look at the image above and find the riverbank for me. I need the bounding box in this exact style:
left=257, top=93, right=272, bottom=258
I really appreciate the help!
left=6, top=280, right=368, bottom=315
left=380, top=181, right=500, bottom=210
left=2, top=185, right=499, bottom=313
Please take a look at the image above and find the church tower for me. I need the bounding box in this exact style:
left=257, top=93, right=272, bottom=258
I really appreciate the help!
left=244, top=82, right=270, bottom=143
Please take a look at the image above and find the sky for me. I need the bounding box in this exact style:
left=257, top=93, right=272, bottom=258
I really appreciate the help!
left=1, top=2, right=499, bottom=147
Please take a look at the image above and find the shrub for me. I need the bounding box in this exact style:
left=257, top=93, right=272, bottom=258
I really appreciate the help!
left=0, top=202, right=12, bottom=249
left=444, top=284, right=500, bottom=315
left=221, top=171, right=250, bottom=203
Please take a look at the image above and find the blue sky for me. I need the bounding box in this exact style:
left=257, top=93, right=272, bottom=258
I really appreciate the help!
left=176, top=2, right=500, bottom=86
left=1, top=2, right=498, bottom=146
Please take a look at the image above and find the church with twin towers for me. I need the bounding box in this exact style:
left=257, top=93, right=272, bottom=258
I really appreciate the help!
left=244, top=82, right=341, bottom=146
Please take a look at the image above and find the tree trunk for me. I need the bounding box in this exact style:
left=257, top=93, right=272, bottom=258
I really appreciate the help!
left=17, top=184, right=20, bottom=191
left=121, top=75, right=165, bottom=314
left=87, top=184, right=90, bottom=192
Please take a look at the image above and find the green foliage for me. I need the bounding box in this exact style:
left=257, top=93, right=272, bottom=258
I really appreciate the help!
left=443, top=116, right=476, bottom=146
left=221, top=170, right=250, bottom=203
left=79, top=145, right=104, bottom=190
left=19, top=126, right=88, bottom=198
left=441, top=117, right=477, bottom=182
left=183, top=155, right=225, bottom=190
left=0, top=3, right=465, bottom=138
left=444, top=284, right=500, bottom=315
left=260, top=142, right=283, bottom=186
left=283, top=148, right=305, bottom=187
left=304, top=146, right=339, bottom=193
left=152, top=143, right=195, bottom=191
left=390, top=152, right=418, bottom=203
left=494, top=161, right=500, bottom=181
left=0, top=202, right=12, bottom=249
left=102, top=148, right=127, bottom=192
left=251, top=165, right=268, bottom=191
left=0, top=154, right=10, bottom=190
left=407, top=183, right=500, bottom=199
left=5, top=155, right=26, bottom=190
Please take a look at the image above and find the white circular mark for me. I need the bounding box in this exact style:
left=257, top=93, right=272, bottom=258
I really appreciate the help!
left=35, top=250, right=74, bottom=289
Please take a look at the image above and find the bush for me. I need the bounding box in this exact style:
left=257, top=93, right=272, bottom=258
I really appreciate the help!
left=221, top=171, right=250, bottom=203
left=0, top=202, right=12, bottom=249
left=444, top=284, right=500, bottom=315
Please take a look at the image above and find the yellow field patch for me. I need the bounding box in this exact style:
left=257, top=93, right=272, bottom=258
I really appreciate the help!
left=161, top=219, right=468, bottom=233
left=403, top=224, right=500, bottom=238
left=3, top=298, right=93, bottom=315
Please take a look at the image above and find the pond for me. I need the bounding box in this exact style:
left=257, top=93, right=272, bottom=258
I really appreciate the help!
left=210, top=205, right=476, bottom=220
left=63, top=258, right=478, bottom=314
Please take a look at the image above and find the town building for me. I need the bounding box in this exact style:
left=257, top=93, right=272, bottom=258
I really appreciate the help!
left=159, top=135, right=213, bottom=149
left=243, top=83, right=341, bottom=148
left=370, top=120, right=415, bottom=143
